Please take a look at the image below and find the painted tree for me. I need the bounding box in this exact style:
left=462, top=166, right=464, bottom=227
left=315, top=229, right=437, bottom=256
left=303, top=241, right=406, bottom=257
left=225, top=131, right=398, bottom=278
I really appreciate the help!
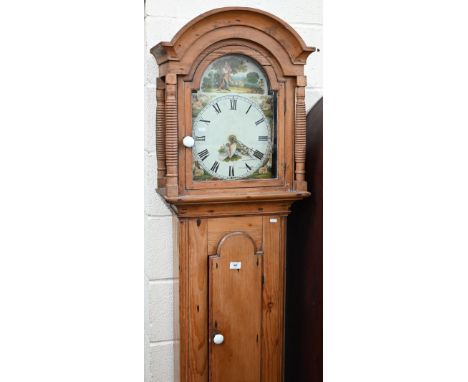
left=212, top=56, right=247, bottom=74
left=246, top=72, right=260, bottom=84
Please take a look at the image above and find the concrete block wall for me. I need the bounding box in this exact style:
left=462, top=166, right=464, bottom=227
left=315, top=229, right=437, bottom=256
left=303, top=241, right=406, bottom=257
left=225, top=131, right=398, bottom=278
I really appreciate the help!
left=144, top=1, right=322, bottom=381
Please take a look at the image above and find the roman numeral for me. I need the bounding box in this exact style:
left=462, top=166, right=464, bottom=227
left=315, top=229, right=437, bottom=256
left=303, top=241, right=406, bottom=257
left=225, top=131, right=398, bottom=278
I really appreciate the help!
left=195, top=136, right=206, bottom=141
left=199, top=119, right=210, bottom=124
left=245, top=104, right=252, bottom=114
left=258, top=136, right=268, bottom=141
left=253, top=150, right=264, bottom=160
left=255, top=117, right=265, bottom=126
left=230, top=99, right=237, bottom=110
left=229, top=166, right=235, bottom=177
left=198, top=149, right=209, bottom=161
left=212, top=103, right=221, bottom=114
left=245, top=163, right=252, bottom=171
left=210, top=161, right=220, bottom=173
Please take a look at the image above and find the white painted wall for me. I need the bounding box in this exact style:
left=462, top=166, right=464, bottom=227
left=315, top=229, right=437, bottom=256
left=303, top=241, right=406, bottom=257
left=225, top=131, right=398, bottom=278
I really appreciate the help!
left=144, top=2, right=322, bottom=381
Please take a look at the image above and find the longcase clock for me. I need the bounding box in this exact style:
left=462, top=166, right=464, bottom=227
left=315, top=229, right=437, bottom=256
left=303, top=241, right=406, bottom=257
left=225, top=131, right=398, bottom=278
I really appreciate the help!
left=150, top=7, right=316, bottom=381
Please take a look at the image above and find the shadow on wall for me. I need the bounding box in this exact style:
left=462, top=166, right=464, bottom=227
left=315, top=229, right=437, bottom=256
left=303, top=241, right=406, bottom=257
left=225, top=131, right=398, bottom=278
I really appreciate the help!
left=285, top=98, right=323, bottom=382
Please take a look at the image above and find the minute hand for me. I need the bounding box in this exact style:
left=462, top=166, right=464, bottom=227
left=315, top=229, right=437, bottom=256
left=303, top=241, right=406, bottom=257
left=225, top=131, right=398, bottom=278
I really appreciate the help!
left=234, top=139, right=257, bottom=158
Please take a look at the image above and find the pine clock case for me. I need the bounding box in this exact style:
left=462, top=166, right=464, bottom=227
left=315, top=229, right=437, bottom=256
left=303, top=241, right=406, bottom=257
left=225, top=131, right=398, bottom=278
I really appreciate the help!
left=151, top=7, right=315, bottom=381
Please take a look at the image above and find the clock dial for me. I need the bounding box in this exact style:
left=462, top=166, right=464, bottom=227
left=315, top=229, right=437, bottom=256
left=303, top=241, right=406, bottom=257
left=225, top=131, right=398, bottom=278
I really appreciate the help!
left=193, top=95, right=272, bottom=180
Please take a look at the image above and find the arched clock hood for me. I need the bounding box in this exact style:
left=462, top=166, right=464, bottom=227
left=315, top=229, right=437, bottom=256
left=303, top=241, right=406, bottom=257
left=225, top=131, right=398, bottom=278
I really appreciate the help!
left=150, top=7, right=316, bottom=209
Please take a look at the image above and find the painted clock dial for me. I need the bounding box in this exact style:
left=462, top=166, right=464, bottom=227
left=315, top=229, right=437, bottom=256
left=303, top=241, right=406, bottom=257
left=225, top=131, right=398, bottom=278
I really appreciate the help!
left=191, top=54, right=277, bottom=181
left=192, top=95, right=272, bottom=180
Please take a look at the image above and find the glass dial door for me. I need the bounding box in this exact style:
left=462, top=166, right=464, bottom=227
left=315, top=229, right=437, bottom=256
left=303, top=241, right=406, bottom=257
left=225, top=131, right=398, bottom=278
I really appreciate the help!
left=191, top=54, right=277, bottom=181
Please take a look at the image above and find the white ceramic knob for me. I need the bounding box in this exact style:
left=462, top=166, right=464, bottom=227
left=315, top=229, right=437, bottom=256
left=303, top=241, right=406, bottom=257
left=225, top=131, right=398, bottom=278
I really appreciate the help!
left=182, top=136, right=195, bottom=148
left=213, top=334, right=224, bottom=345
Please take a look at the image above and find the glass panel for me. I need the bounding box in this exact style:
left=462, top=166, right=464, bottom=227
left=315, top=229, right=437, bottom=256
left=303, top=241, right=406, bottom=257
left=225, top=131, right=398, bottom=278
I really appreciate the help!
left=191, top=54, right=277, bottom=182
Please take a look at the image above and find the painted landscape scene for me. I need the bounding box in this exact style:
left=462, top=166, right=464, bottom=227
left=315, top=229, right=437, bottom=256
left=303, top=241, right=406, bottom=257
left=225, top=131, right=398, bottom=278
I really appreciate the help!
left=200, top=55, right=268, bottom=95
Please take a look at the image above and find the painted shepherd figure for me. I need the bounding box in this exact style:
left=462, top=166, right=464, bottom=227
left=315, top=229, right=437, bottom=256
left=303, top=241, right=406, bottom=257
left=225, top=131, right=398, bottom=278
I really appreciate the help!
left=218, top=61, right=232, bottom=90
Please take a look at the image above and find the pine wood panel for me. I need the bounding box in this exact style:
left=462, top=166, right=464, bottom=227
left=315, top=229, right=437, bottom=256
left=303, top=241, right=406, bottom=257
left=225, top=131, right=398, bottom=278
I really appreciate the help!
left=187, top=219, right=209, bottom=381
left=178, top=219, right=189, bottom=381
left=209, top=233, right=263, bottom=382
left=207, top=216, right=262, bottom=255
left=261, top=215, right=285, bottom=381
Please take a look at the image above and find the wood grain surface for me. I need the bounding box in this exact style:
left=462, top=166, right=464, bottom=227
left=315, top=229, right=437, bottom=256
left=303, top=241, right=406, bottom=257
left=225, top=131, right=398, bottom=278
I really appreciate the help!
left=261, top=216, right=285, bottom=382
left=207, top=217, right=262, bottom=255
left=209, top=232, right=263, bottom=382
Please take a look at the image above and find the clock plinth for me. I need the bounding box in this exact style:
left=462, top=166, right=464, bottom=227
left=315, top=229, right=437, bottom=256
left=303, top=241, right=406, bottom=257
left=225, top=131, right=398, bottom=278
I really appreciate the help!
left=151, top=7, right=315, bottom=381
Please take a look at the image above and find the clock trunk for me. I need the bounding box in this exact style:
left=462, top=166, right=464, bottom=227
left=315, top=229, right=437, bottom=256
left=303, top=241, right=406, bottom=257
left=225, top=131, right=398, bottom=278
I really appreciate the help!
left=177, top=209, right=287, bottom=382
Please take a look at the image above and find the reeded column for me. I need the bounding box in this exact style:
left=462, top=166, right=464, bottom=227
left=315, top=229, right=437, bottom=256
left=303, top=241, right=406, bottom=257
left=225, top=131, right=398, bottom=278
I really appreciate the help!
left=164, top=73, right=178, bottom=197
left=156, top=78, right=166, bottom=188
left=294, top=76, right=307, bottom=191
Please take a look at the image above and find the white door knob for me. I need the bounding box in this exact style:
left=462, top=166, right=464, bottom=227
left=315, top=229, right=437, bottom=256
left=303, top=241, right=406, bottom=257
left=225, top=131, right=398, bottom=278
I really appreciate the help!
left=182, top=136, right=195, bottom=148
left=213, top=333, right=224, bottom=345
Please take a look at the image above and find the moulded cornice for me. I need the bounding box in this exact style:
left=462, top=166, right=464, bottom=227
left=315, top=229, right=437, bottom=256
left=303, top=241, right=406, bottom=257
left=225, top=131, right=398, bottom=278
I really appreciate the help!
left=150, top=7, right=315, bottom=67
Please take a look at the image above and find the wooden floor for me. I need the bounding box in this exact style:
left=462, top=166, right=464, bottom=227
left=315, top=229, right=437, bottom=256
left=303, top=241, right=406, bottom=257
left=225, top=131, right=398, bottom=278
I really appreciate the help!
left=285, top=98, right=323, bottom=382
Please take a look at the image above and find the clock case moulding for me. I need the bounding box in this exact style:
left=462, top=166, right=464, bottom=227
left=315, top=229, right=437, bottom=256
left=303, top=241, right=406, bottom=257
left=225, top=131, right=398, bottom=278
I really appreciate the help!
left=151, top=6, right=316, bottom=217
